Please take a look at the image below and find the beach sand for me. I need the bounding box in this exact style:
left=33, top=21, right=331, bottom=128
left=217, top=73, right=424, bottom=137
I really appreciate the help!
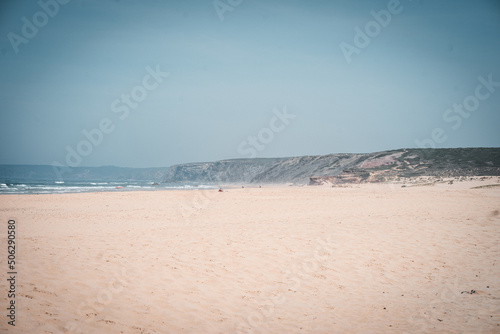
left=1, top=180, right=499, bottom=333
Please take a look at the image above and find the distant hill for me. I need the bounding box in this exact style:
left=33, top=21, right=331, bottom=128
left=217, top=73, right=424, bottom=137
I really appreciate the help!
left=0, top=165, right=167, bottom=182
left=2, top=148, right=499, bottom=184
left=163, top=148, right=500, bottom=184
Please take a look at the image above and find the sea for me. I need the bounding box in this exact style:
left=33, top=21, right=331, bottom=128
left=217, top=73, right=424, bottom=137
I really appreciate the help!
left=0, top=178, right=218, bottom=195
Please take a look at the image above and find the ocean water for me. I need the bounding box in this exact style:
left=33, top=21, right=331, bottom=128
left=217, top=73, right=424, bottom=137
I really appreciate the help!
left=0, top=179, right=217, bottom=195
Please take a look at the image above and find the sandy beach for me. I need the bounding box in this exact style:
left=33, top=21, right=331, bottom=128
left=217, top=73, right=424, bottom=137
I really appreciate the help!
left=1, top=180, right=499, bottom=333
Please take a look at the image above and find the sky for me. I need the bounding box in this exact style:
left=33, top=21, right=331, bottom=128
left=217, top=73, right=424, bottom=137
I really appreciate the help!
left=0, top=0, right=499, bottom=168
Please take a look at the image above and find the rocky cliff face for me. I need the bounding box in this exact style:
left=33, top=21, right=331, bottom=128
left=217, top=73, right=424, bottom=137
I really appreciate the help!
left=7, top=148, right=497, bottom=185
left=163, top=154, right=371, bottom=184
left=250, top=154, right=369, bottom=183
left=310, top=169, right=371, bottom=185
left=163, top=158, right=284, bottom=183
left=164, top=148, right=500, bottom=185
left=309, top=148, right=500, bottom=185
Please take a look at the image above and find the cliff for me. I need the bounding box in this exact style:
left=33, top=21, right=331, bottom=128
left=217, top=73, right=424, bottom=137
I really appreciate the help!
left=162, top=158, right=284, bottom=183
left=163, top=148, right=500, bottom=185
left=3, top=148, right=498, bottom=185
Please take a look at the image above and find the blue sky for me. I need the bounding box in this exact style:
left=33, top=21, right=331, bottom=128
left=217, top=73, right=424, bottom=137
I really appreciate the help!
left=1, top=0, right=499, bottom=167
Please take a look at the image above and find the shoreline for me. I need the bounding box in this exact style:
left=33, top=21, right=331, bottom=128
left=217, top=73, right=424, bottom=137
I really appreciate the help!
left=1, top=175, right=499, bottom=196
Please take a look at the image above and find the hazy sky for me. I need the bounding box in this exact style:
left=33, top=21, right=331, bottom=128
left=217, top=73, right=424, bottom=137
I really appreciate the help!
left=1, top=0, right=499, bottom=168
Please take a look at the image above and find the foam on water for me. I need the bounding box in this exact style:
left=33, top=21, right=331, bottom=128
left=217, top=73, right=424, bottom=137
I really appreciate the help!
left=0, top=179, right=218, bottom=194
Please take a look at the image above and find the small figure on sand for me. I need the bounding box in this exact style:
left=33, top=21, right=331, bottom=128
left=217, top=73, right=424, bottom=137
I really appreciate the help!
left=218, top=188, right=223, bottom=192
